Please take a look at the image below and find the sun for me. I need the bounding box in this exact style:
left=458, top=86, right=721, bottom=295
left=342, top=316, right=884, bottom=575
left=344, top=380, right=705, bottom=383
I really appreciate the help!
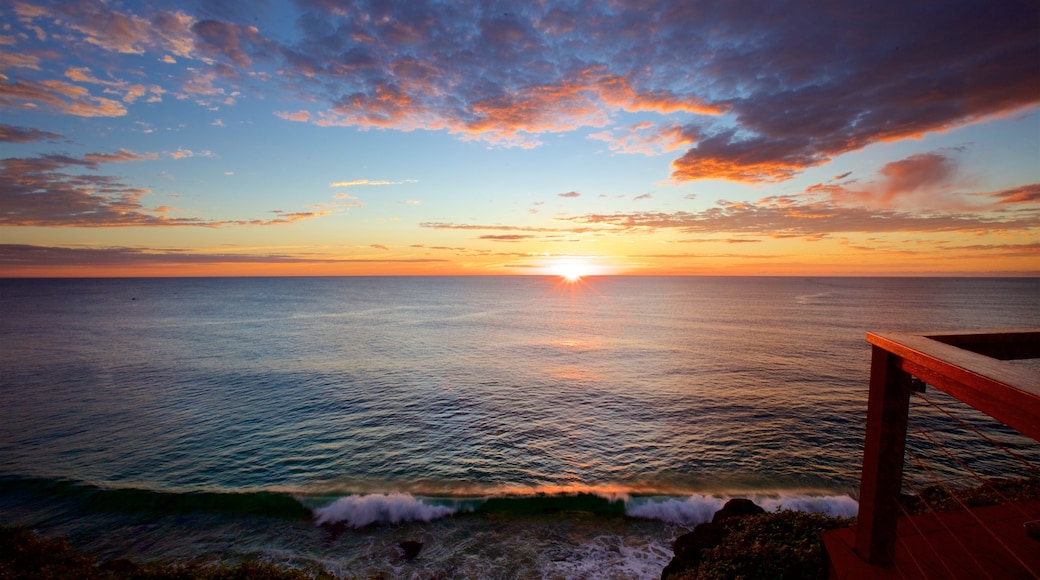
left=550, top=259, right=593, bottom=282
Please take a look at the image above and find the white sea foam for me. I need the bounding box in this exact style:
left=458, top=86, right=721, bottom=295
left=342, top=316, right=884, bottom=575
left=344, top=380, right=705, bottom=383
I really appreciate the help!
left=626, top=494, right=727, bottom=525
left=313, top=493, right=456, bottom=527
left=540, top=535, right=674, bottom=580
left=755, top=493, right=859, bottom=517
left=626, top=493, right=858, bottom=526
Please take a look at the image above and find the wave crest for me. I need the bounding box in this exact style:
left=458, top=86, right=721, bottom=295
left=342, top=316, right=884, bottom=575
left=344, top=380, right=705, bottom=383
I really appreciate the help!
left=313, top=493, right=457, bottom=527
left=626, top=493, right=858, bottom=525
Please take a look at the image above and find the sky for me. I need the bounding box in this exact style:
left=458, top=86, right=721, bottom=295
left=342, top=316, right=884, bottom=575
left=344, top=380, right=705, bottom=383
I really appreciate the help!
left=1, top=0, right=1038, bottom=277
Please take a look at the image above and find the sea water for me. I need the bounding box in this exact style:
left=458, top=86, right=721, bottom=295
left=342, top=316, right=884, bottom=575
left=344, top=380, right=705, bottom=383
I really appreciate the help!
left=1, top=276, right=1037, bottom=578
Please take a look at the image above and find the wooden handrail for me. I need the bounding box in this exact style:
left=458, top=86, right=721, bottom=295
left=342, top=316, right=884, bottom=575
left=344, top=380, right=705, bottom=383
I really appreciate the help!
left=854, top=329, right=1040, bottom=566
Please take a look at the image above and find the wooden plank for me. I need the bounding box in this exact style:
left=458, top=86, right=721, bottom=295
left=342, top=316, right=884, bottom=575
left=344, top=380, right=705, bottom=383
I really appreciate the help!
left=835, top=331, right=1040, bottom=575
left=925, top=329, right=1040, bottom=360
left=867, top=332, right=1040, bottom=397
left=867, top=332, right=1040, bottom=441
left=898, top=358, right=1040, bottom=442
left=855, top=346, right=912, bottom=565
left=827, top=500, right=1040, bottom=579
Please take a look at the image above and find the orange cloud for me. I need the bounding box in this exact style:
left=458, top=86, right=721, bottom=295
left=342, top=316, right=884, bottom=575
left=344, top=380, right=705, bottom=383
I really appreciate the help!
left=560, top=183, right=1039, bottom=238
left=590, top=123, right=694, bottom=155
left=0, top=77, right=127, bottom=116
left=989, top=184, right=1040, bottom=205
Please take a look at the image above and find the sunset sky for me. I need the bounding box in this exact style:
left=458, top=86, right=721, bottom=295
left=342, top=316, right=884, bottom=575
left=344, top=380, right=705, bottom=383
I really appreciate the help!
left=1, top=0, right=1038, bottom=277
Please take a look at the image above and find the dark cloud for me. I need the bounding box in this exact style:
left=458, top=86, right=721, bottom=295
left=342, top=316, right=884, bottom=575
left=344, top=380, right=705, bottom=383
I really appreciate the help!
left=0, top=124, right=63, bottom=143
left=278, top=1, right=1037, bottom=179
left=191, top=20, right=274, bottom=69
left=671, top=1, right=1039, bottom=182
left=478, top=234, right=538, bottom=241
left=7, top=0, right=1039, bottom=182
left=0, top=151, right=330, bottom=227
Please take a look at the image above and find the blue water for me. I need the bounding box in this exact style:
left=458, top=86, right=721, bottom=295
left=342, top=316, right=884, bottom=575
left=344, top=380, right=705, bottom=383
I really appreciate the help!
left=1, top=276, right=1037, bottom=577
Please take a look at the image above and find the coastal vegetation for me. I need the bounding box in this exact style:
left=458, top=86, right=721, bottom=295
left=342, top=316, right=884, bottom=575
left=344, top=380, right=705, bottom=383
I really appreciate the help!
left=661, top=499, right=854, bottom=579
left=0, top=525, right=334, bottom=580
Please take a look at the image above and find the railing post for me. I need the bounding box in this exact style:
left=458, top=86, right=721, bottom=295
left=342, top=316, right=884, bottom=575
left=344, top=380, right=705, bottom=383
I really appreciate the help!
left=855, top=345, right=912, bottom=565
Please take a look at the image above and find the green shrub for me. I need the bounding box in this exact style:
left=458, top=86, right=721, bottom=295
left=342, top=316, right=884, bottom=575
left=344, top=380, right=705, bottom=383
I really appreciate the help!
left=673, top=510, right=854, bottom=580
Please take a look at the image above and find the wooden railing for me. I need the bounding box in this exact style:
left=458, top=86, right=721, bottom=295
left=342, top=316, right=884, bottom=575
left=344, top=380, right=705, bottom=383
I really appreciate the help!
left=853, top=329, right=1040, bottom=565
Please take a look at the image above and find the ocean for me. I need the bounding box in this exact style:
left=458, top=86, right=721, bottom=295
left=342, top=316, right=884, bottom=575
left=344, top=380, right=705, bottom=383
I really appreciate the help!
left=1, top=276, right=1038, bottom=578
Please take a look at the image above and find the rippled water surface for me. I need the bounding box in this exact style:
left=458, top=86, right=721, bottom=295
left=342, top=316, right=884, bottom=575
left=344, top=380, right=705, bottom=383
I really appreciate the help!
left=1, top=276, right=1037, bottom=577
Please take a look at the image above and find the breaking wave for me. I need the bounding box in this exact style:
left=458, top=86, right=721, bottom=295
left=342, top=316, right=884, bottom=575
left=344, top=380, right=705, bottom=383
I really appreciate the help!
left=626, top=492, right=858, bottom=525
left=313, top=493, right=458, bottom=527
left=310, top=489, right=858, bottom=528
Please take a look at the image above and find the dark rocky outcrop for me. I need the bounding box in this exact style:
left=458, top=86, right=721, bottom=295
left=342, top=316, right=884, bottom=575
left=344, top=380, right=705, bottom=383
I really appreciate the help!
left=711, top=497, right=765, bottom=524
left=660, top=521, right=724, bottom=579
left=399, top=540, right=423, bottom=560
left=661, top=498, right=765, bottom=580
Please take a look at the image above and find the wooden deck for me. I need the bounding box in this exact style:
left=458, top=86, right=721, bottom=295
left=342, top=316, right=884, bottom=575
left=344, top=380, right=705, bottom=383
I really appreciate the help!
left=826, top=329, right=1040, bottom=578
left=824, top=499, right=1040, bottom=579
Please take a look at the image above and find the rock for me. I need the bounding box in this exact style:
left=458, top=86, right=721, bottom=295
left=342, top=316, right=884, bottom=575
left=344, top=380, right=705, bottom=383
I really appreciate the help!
left=661, top=522, right=724, bottom=579
left=98, top=558, right=141, bottom=574
left=399, top=540, right=423, bottom=560
left=711, top=498, right=764, bottom=524
left=662, top=499, right=767, bottom=579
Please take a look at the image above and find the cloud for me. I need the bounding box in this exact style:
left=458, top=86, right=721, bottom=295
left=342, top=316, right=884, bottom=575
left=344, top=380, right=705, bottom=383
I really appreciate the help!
left=558, top=191, right=580, bottom=198
left=589, top=122, right=693, bottom=155
left=0, top=77, right=127, bottom=116
left=669, top=2, right=1039, bottom=182
left=370, top=244, right=389, bottom=250
left=875, top=152, right=959, bottom=203
left=330, top=178, right=417, bottom=187
left=0, top=123, right=62, bottom=143
left=169, top=148, right=215, bottom=159
left=281, top=1, right=1037, bottom=178
left=21, top=1, right=197, bottom=59
left=556, top=156, right=1039, bottom=239
left=560, top=194, right=1038, bottom=239
left=0, top=52, right=41, bottom=70
left=801, top=150, right=979, bottom=211
left=268, top=4, right=725, bottom=147
left=419, top=222, right=602, bottom=235
left=0, top=151, right=331, bottom=227
left=989, top=184, right=1040, bottom=205
left=633, top=193, right=652, bottom=200
left=0, top=244, right=450, bottom=267
left=479, top=234, right=538, bottom=241
left=191, top=20, right=273, bottom=69
left=6, top=0, right=1038, bottom=186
